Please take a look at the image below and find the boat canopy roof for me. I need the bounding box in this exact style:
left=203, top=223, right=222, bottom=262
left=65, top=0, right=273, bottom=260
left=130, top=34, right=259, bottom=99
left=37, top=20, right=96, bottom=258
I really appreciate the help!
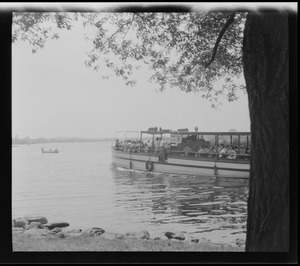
left=114, top=130, right=251, bottom=138
left=140, top=130, right=251, bottom=136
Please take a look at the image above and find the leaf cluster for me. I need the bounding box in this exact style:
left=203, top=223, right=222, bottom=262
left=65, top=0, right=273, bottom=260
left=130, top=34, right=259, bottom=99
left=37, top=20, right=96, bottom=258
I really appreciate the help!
left=84, top=12, right=247, bottom=106
left=12, top=12, right=76, bottom=53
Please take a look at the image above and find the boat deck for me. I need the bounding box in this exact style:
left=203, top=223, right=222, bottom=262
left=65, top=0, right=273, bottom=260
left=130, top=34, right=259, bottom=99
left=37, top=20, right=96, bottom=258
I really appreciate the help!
left=111, top=148, right=250, bottom=178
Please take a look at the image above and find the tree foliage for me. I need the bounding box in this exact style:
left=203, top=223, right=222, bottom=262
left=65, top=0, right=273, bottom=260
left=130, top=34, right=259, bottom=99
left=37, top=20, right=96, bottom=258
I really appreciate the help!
left=12, top=12, right=78, bottom=54
left=12, top=11, right=247, bottom=107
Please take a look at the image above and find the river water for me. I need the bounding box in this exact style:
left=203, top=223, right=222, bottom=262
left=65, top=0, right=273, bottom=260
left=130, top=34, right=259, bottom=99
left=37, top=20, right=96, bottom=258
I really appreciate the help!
left=12, top=141, right=249, bottom=245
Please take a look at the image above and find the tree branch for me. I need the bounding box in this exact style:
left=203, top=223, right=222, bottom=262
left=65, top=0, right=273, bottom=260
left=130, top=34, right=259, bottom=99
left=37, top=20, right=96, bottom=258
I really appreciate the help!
left=103, top=16, right=135, bottom=46
left=205, top=12, right=236, bottom=68
left=123, top=14, right=135, bottom=41
left=211, top=14, right=223, bottom=21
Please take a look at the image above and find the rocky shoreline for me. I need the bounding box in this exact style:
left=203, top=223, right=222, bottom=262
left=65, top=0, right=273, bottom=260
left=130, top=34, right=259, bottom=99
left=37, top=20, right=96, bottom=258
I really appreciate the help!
left=12, top=215, right=246, bottom=249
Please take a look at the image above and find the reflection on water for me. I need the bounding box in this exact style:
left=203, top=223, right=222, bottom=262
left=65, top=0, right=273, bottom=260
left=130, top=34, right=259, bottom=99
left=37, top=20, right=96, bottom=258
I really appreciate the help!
left=111, top=165, right=248, bottom=243
left=12, top=142, right=248, bottom=245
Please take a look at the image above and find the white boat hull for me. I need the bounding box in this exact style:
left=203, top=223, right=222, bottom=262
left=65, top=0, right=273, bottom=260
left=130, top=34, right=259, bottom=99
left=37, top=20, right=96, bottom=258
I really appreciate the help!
left=111, top=148, right=250, bottom=178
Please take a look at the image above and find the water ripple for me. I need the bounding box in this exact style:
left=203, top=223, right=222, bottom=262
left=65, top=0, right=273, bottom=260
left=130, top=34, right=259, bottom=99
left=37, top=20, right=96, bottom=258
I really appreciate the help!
left=13, top=141, right=249, bottom=245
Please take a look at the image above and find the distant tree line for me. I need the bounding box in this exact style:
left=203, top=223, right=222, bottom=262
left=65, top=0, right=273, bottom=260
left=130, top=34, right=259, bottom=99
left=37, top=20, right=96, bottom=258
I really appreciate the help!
left=12, top=137, right=114, bottom=145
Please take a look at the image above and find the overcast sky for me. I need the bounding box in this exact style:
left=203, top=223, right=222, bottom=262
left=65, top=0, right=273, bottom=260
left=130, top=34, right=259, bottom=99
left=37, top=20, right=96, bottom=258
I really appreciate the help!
left=14, top=4, right=296, bottom=139
left=11, top=12, right=253, bottom=139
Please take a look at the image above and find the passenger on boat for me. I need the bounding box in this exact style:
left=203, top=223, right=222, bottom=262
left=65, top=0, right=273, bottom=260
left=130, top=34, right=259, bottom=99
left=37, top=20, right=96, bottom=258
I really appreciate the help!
left=122, top=140, right=127, bottom=151
left=198, top=146, right=209, bottom=157
left=154, top=138, right=161, bottom=155
left=245, top=146, right=251, bottom=159
left=164, top=142, right=170, bottom=151
left=226, top=146, right=237, bottom=159
left=144, top=145, right=150, bottom=152
left=237, top=145, right=245, bottom=159
left=240, top=145, right=246, bottom=154
left=208, top=146, right=218, bottom=157
left=246, top=146, right=251, bottom=154
left=203, top=147, right=209, bottom=157
left=114, top=139, right=120, bottom=150
left=119, top=141, right=124, bottom=151
left=144, top=141, right=151, bottom=152
left=160, top=139, right=165, bottom=148
left=219, top=144, right=228, bottom=158
left=197, top=146, right=205, bottom=157
left=132, top=141, right=140, bottom=152
left=159, top=142, right=166, bottom=162
left=127, top=140, right=133, bottom=151
left=183, top=145, right=193, bottom=156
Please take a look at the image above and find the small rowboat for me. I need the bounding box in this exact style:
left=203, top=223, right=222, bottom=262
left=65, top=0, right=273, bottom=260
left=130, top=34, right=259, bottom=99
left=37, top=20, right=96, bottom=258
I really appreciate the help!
left=42, top=149, right=59, bottom=154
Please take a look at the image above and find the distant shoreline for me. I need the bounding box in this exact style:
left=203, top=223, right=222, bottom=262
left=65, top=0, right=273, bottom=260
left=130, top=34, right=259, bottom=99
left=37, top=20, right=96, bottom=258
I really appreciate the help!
left=12, top=137, right=115, bottom=145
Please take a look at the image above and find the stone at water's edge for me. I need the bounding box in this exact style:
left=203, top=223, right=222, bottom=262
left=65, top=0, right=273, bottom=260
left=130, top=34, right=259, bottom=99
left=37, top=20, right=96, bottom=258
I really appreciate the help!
left=12, top=216, right=48, bottom=228
left=236, top=238, right=246, bottom=247
left=164, top=231, right=185, bottom=241
left=23, top=216, right=48, bottom=225
left=65, top=229, right=82, bottom=234
left=63, top=229, right=83, bottom=237
left=55, top=231, right=66, bottom=238
left=48, top=227, right=63, bottom=235
left=164, top=232, right=174, bottom=239
left=136, top=230, right=150, bottom=240
left=83, top=227, right=105, bottom=236
left=43, top=222, right=70, bottom=230
left=25, top=222, right=42, bottom=230
left=13, top=217, right=28, bottom=228
left=125, top=230, right=150, bottom=240
left=64, top=229, right=83, bottom=237
left=12, top=216, right=238, bottom=246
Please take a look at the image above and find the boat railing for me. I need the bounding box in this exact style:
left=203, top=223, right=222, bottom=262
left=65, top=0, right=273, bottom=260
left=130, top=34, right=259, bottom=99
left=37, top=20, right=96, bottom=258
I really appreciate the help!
left=112, top=146, right=157, bottom=154
left=167, top=150, right=251, bottom=160
left=112, top=146, right=250, bottom=160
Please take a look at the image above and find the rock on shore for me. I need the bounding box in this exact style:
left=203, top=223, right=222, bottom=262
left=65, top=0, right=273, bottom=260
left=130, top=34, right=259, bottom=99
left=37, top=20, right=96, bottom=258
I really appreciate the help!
left=165, top=231, right=186, bottom=240
left=125, top=230, right=150, bottom=239
left=12, top=215, right=245, bottom=249
left=13, top=216, right=48, bottom=228
left=43, top=222, right=70, bottom=230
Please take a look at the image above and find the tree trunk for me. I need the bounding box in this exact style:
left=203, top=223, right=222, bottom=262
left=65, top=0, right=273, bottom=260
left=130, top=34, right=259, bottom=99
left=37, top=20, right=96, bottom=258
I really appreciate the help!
left=243, top=11, right=289, bottom=251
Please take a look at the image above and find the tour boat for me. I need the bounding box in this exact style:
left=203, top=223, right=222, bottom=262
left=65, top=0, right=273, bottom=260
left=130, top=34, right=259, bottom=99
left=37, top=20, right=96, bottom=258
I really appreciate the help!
left=111, top=129, right=251, bottom=178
